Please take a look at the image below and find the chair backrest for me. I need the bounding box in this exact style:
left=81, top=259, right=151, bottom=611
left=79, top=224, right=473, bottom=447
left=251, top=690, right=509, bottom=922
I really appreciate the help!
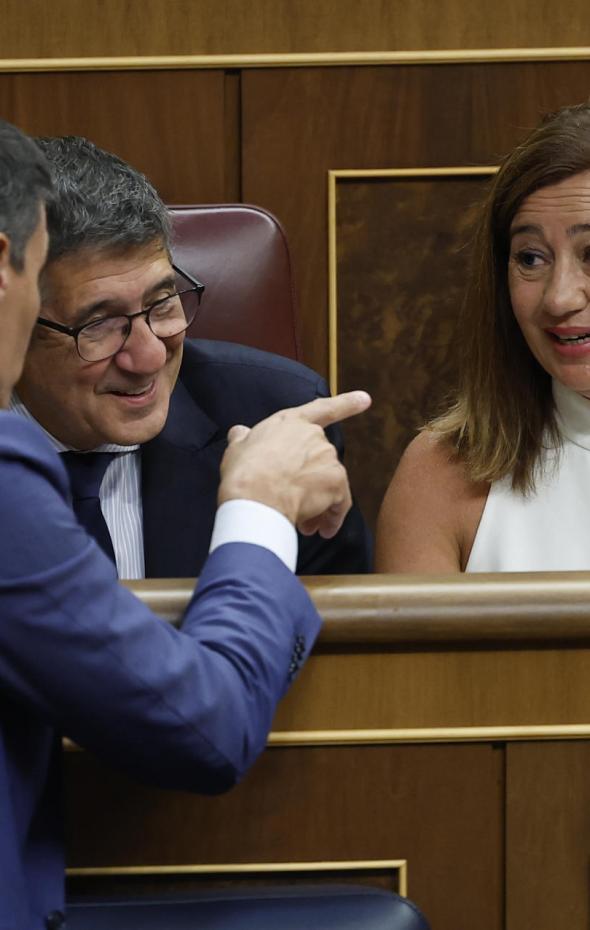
left=68, top=884, right=431, bottom=929
left=169, top=204, right=301, bottom=360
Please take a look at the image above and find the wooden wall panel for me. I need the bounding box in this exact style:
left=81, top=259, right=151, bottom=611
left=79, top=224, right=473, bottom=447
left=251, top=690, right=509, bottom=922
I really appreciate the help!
left=242, top=61, right=590, bottom=533
left=506, top=741, right=590, bottom=930
left=242, top=61, right=590, bottom=378
left=0, top=70, right=231, bottom=203
left=2, top=61, right=590, bottom=529
left=335, top=173, right=491, bottom=529
left=4, top=0, right=590, bottom=58
left=65, top=742, right=504, bottom=930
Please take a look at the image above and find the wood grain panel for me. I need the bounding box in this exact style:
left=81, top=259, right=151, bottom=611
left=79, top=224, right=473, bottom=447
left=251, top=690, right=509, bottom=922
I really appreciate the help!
left=65, top=742, right=503, bottom=930
left=273, top=646, right=590, bottom=732
left=0, top=70, right=230, bottom=203
left=4, top=0, right=590, bottom=58
left=242, top=62, right=590, bottom=376
left=506, top=741, right=590, bottom=930
left=335, top=173, right=492, bottom=529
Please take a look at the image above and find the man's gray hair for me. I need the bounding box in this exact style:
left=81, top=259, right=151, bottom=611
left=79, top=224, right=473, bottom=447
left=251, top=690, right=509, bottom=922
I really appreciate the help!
left=35, top=136, right=171, bottom=263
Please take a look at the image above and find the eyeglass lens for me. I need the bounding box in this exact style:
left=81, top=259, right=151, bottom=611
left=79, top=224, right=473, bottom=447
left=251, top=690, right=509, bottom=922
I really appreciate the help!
left=77, top=289, right=199, bottom=362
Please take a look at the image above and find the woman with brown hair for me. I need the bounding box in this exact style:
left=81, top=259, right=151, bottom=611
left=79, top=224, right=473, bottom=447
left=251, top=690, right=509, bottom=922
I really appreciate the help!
left=376, top=102, right=590, bottom=572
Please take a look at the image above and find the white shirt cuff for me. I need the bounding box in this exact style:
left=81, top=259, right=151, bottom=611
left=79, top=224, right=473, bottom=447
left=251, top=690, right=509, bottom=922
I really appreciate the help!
left=209, top=499, right=298, bottom=572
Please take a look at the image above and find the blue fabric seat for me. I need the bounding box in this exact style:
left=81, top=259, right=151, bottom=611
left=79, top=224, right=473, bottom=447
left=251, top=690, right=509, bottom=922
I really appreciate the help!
left=67, top=884, right=430, bottom=929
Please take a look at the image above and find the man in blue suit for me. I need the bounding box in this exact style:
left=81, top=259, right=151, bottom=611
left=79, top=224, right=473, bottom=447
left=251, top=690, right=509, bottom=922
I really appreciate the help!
left=13, top=136, right=370, bottom=579
left=0, top=120, right=370, bottom=929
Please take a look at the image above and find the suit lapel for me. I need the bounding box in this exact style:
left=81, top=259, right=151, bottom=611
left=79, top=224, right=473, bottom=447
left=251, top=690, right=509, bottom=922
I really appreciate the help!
left=141, top=379, right=227, bottom=578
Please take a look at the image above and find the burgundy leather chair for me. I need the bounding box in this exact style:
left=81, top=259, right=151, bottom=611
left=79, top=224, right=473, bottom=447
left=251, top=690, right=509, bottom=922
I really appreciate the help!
left=169, top=204, right=301, bottom=360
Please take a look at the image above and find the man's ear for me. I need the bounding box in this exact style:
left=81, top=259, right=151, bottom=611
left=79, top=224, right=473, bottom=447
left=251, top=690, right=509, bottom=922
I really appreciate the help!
left=0, top=234, right=12, bottom=298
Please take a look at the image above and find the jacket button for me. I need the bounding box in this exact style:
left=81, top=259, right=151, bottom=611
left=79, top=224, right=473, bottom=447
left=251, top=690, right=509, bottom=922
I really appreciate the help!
left=45, top=911, right=65, bottom=929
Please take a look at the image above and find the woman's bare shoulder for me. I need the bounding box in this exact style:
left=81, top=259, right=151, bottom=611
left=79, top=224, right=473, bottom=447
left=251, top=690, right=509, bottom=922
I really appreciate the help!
left=375, top=431, right=489, bottom=573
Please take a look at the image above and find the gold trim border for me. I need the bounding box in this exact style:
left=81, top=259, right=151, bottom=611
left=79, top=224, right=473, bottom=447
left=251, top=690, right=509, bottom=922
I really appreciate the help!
left=2, top=47, right=590, bottom=72
left=270, top=723, right=590, bottom=745
left=67, top=858, right=408, bottom=896
left=63, top=722, right=590, bottom=753
left=328, top=166, right=498, bottom=394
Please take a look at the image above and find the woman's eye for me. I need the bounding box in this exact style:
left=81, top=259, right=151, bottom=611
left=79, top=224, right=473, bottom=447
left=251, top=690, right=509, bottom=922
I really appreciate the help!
left=514, top=249, right=544, bottom=269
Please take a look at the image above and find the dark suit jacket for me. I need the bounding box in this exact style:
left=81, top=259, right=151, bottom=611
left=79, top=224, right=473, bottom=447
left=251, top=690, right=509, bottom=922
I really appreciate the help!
left=0, top=414, right=321, bottom=929
left=141, top=339, right=371, bottom=577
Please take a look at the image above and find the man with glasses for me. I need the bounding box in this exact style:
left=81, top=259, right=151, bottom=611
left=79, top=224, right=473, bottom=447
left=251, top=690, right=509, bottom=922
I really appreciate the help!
left=14, top=136, right=370, bottom=578
left=0, top=119, right=371, bottom=926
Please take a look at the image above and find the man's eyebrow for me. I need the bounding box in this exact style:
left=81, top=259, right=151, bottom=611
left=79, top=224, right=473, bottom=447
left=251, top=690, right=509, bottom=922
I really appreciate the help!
left=71, top=273, right=177, bottom=327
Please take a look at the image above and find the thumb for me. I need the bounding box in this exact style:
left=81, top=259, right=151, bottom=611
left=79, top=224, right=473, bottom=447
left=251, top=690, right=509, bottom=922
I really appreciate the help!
left=227, top=424, right=251, bottom=444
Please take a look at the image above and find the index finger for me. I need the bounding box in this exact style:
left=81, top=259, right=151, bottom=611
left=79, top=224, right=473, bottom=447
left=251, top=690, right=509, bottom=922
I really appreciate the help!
left=293, top=390, right=372, bottom=428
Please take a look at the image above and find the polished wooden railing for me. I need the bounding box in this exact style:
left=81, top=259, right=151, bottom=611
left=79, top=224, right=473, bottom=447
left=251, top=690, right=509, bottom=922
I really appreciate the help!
left=119, top=572, right=590, bottom=740
left=124, top=571, right=590, bottom=644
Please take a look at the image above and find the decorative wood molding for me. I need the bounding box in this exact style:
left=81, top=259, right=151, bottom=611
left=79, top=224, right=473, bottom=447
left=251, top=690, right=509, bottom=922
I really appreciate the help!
left=63, top=723, right=590, bottom=752
left=1, top=47, right=590, bottom=73
left=269, top=724, right=590, bottom=746
left=67, top=858, right=408, bottom=895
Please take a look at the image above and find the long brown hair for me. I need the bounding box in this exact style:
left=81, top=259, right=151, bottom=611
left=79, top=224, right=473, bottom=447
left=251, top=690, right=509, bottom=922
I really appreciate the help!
left=431, top=103, right=590, bottom=492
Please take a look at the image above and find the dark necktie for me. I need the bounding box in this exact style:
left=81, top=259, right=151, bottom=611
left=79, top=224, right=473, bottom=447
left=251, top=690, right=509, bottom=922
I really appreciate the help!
left=61, top=451, right=117, bottom=563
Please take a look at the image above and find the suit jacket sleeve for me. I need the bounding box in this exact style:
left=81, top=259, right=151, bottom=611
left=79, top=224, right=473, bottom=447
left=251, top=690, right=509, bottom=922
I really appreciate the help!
left=0, top=415, right=321, bottom=793
left=154, top=341, right=372, bottom=578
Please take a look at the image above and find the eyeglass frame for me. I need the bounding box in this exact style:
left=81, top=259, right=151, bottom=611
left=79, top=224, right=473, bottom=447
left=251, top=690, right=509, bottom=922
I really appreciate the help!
left=35, top=263, right=205, bottom=362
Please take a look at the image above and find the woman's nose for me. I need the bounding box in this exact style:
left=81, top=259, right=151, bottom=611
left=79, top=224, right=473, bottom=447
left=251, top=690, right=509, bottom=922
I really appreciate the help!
left=543, top=261, right=590, bottom=317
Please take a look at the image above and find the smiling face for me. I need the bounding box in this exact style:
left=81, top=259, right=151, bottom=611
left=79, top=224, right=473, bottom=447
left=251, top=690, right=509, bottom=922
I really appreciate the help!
left=16, top=241, right=184, bottom=449
left=509, top=170, right=590, bottom=399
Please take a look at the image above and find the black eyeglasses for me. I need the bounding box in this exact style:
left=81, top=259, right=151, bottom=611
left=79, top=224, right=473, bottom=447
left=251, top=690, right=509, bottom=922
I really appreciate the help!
left=36, top=264, right=205, bottom=362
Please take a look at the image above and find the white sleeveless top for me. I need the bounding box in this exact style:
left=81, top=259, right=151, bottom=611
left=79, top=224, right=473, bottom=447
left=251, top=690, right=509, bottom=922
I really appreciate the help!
left=466, top=380, right=590, bottom=572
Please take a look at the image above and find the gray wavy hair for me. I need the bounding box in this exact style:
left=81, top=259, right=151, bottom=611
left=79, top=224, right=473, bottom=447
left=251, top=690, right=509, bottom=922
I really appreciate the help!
left=35, top=136, right=171, bottom=263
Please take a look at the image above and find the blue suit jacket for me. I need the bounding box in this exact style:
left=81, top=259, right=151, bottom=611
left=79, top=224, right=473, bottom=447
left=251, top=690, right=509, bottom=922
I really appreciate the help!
left=141, top=339, right=371, bottom=577
left=0, top=414, right=321, bottom=930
